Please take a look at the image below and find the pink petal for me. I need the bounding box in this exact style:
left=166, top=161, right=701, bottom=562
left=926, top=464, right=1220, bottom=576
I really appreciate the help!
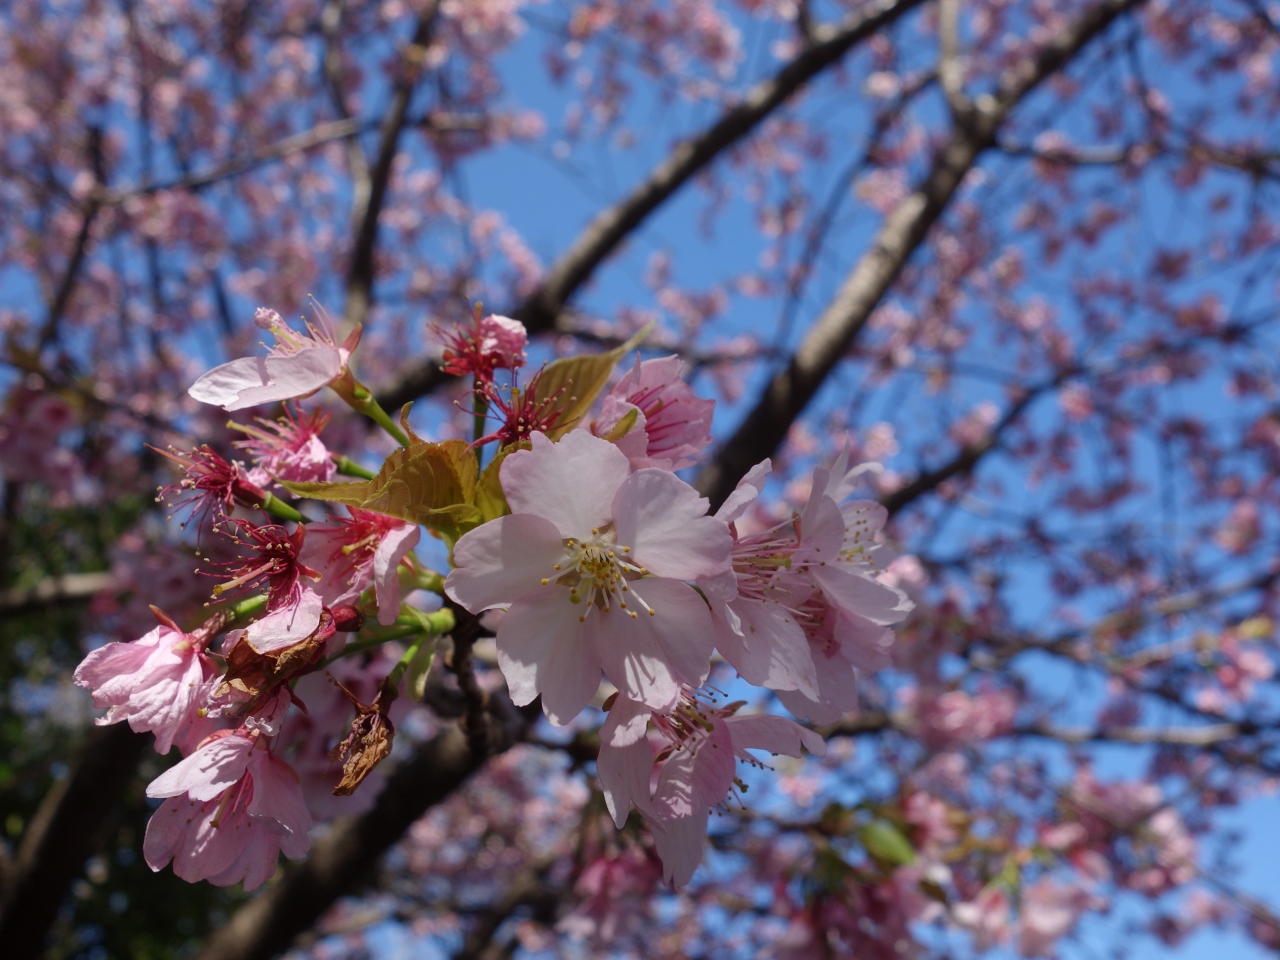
left=612, top=470, right=732, bottom=580
left=73, top=631, right=160, bottom=708
left=725, top=713, right=826, bottom=758
left=247, top=752, right=313, bottom=858
left=601, top=694, right=652, bottom=747
left=372, top=520, right=421, bottom=625
left=146, top=734, right=253, bottom=801
left=244, top=589, right=325, bottom=653
left=649, top=809, right=708, bottom=888
left=446, top=514, right=568, bottom=613
left=205, top=823, right=281, bottom=890
left=236, top=348, right=345, bottom=410
left=496, top=589, right=601, bottom=724
left=813, top=565, right=912, bottom=626
left=594, top=578, right=713, bottom=711
left=188, top=356, right=272, bottom=408
left=597, top=734, right=655, bottom=828
left=501, top=431, right=630, bottom=541
left=714, top=598, right=818, bottom=698
left=715, top=458, right=771, bottom=524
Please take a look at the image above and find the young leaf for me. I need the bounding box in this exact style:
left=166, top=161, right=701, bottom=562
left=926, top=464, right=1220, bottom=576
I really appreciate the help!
left=283, top=440, right=478, bottom=535
left=858, top=819, right=917, bottom=866
left=473, top=441, right=530, bottom=525
left=530, top=324, right=652, bottom=439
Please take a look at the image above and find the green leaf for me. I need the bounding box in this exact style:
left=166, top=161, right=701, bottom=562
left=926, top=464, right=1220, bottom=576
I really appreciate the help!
left=283, top=439, right=479, bottom=537
left=531, top=324, right=652, bottom=439
left=859, top=819, right=916, bottom=866
left=601, top=405, right=640, bottom=443
left=473, top=441, right=530, bottom=526
left=403, top=637, right=437, bottom=702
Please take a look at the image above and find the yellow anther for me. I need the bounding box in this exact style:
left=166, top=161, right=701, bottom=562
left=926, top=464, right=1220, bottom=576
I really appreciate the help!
left=554, top=564, right=561, bottom=570
left=648, top=609, right=656, bottom=616
left=540, top=578, right=549, bottom=585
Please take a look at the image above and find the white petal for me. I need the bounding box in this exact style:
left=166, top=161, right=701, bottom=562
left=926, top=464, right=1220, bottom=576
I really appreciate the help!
left=446, top=514, right=568, bottom=613
left=496, top=589, right=601, bottom=724
left=725, top=713, right=826, bottom=758
left=613, top=469, right=731, bottom=580
left=501, top=431, right=629, bottom=540
left=814, top=565, right=913, bottom=626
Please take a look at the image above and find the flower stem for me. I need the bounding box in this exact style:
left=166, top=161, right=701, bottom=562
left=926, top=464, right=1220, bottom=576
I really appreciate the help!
left=332, top=376, right=411, bottom=447
left=334, top=455, right=377, bottom=479
left=259, top=491, right=307, bottom=523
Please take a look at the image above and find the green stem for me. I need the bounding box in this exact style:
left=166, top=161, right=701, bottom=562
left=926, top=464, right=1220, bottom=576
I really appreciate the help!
left=334, top=456, right=377, bottom=480
left=259, top=491, right=307, bottom=524
left=332, top=376, right=411, bottom=447
left=226, top=593, right=269, bottom=624
left=323, top=607, right=455, bottom=667
left=413, top=567, right=446, bottom=595
left=472, top=377, right=487, bottom=446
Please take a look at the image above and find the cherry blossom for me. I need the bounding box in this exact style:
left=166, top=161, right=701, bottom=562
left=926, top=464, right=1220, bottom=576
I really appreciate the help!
left=597, top=693, right=825, bottom=887
left=143, top=725, right=312, bottom=890
left=592, top=354, right=714, bottom=470
left=299, top=507, right=421, bottom=626
left=72, top=608, right=218, bottom=754
left=437, top=311, right=528, bottom=380
left=234, top=406, right=337, bottom=487
left=446, top=430, right=732, bottom=721
left=188, top=307, right=361, bottom=412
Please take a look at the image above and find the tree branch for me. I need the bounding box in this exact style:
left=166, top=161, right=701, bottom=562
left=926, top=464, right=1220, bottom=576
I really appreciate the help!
left=696, top=0, right=1146, bottom=509
left=0, top=723, right=150, bottom=960
left=344, top=3, right=442, bottom=332
left=195, top=715, right=526, bottom=960
left=374, top=0, right=929, bottom=412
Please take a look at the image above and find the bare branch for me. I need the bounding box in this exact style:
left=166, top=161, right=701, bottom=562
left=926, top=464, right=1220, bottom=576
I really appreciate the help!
left=374, top=0, right=929, bottom=412
left=938, top=0, right=973, bottom=119
left=95, top=117, right=369, bottom=204
left=0, top=724, right=150, bottom=960
left=696, top=0, right=1147, bottom=510
left=195, top=713, right=527, bottom=960
left=345, top=3, right=442, bottom=332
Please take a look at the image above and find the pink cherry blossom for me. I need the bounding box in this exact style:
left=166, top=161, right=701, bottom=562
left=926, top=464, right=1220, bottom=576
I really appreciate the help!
left=234, top=405, right=336, bottom=487
left=144, top=729, right=312, bottom=891
left=188, top=306, right=360, bottom=411
left=208, top=519, right=319, bottom=610
left=592, top=354, right=714, bottom=470
left=446, top=430, right=732, bottom=721
left=73, top=609, right=217, bottom=754
left=697, top=455, right=910, bottom=722
left=437, top=311, right=528, bottom=380
left=596, top=693, right=825, bottom=887
left=299, top=507, right=421, bottom=626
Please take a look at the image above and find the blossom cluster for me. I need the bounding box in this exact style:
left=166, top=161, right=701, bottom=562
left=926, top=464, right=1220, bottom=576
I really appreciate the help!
left=73, top=306, right=911, bottom=890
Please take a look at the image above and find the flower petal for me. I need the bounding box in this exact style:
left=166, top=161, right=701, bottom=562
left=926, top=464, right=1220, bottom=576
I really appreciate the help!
left=446, top=513, right=568, bottom=613
left=725, top=713, right=826, bottom=758
left=146, top=734, right=253, bottom=802
left=594, top=578, right=713, bottom=711
left=613, top=470, right=731, bottom=580
left=814, top=565, right=913, bottom=626
left=372, top=520, right=420, bottom=625
left=501, top=431, right=629, bottom=540
left=715, top=459, right=771, bottom=524
left=496, top=589, right=601, bottom=724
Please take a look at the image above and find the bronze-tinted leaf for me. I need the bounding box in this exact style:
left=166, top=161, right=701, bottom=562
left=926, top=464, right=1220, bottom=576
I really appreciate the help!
left=529, top=324, right=651, bottom=440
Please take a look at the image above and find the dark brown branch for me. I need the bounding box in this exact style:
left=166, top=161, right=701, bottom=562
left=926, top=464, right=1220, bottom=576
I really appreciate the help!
left=374, top=0, right=929, bottom=412
left=0, top=723, right=150, bottom=960
left=96, top=117, right=369, bottom=204
left=344, top=4, right=441, bottom=332
left=195, top=715, right=525, bottom=960
left=696, top=0, right=1147, bottom=509
left=453, top=859, right=563, bottom=960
